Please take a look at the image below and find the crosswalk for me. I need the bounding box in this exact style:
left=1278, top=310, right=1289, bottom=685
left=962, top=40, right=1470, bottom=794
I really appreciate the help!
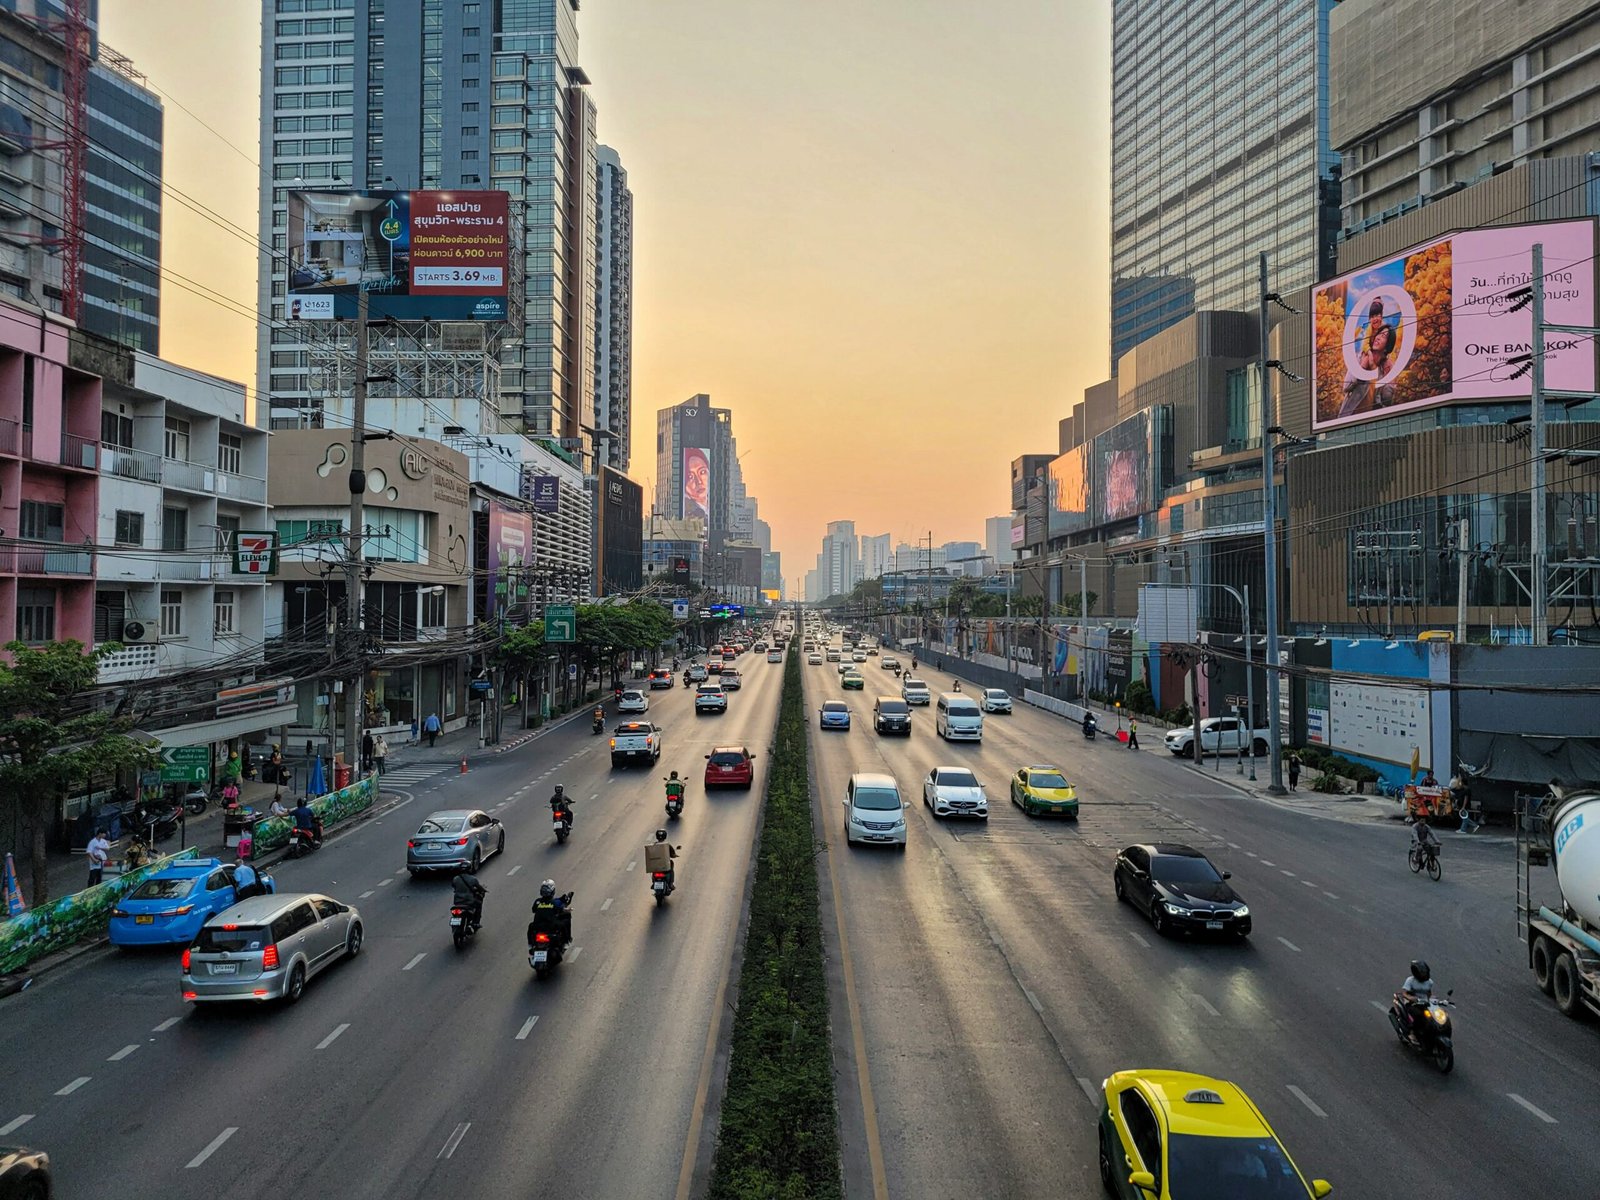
left=378, top=763, right=453, bottom=787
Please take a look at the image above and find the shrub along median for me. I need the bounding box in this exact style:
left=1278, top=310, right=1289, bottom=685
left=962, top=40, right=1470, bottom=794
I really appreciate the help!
left=709, top=644, right=841, bottom=1200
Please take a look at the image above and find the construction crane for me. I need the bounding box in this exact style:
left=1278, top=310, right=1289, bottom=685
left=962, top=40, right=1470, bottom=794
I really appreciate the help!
left=29, top=0, right=91, bottom=321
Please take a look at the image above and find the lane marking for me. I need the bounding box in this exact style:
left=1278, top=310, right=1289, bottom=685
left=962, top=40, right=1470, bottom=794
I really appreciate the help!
left=600, top=897, right=613, bottom=911
left=395, top=869, right=407, bottom=876
left=55, top=1077, right=89, bottom=1096
left=0, top=1116, right=33, bottom=1137
left=1323, top=892, right=1339, bottom=901
left=1259, top=860, right=1276, bottom=867
left=316, top=1023, right=350, bottom=1050
left=1129, top=931, right=1150, bottom=949
left=378, top=879, right=393, bottom=888
left=1277, top=937, right=1302, bottom=953
left=186, top=1127, right=237, bottom=1168
left=507, top=865, right=523, bottom=877
left=1280, top=869, right=1295, bottom=877
left=1508, top=1093, right=1558, bottom=1124
left=359, top=890, right=375, bottom=899
left=403, top=953, right=426, bottom=971
left=1022, top=986, right=1043, bottom=1014
left=1191, top=994, right=1220, bottom=1018
left=1076, top=1077, right=1098, bottom=1104
left=1227, top=842, right=1241, bottom=850
left=153, top=1017, right=181, bottom=1033
left=567, top=946, right=583, bottom=961
left=515, top=1016, right=539, bottom=1041
left=1370, top=1000, right=1389, bottom=1012
left=590, top=792, right=599, bottom=800
left=1246, top=851, right=1258, bottom=858
left=1301, top=880, right=1317, bottom=887
left=1287, top=1085, right=1327, bottom=1118
left=438, top=1122, right=472, bottom=1159
left=627, top=860, right=637, bottom=872
left=107, top=1045, right=139, bottom=1062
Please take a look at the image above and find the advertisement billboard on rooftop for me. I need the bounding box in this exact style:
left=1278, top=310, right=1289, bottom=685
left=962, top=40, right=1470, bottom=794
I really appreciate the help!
left=1311, top=218, right=1596, bottom=432
left=287, top=189, right=510, bottom=321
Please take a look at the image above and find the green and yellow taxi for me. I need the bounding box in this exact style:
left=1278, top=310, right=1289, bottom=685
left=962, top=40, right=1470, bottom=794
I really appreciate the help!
left=1098, top=1069, right=1332, bottom=1199
left=840, top=669, right=865, bottom=691
left=1010, top=765, right=1078, bottom=818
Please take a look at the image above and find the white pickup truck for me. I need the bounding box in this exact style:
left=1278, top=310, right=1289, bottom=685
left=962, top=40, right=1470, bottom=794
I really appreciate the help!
left=1163, top=717, right=1271, bottom=759
left=610, top=721, right=663, bottom=768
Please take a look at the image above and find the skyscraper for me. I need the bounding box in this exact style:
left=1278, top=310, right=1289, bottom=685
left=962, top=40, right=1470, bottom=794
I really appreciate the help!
left=1109, top=0, right=1340, bottom=370
left=654, top=395, right=745, bottom=545
left=860, top=532, right=891, bottom=580
left=256, top=0, right=600, bottom=444
left=595, top=144, right=632, bottom=471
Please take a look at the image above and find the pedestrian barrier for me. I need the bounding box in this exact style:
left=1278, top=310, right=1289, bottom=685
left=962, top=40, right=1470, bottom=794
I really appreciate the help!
left=0, top=847, right=201, bottom=974
left=250, top=771, right=380, bottom=854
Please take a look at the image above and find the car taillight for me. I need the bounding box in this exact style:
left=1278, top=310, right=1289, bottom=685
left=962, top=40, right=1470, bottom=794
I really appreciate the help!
left=183, top=991, right=197, bottom=1001
left=172, top=905, right=193, bottom=916
left=454, top=837, right=469, bottom=845
left=222, top=923, right=238, bottom=930
left=407, top=840, right=417, bottom=849
left=534, top=932, right=550, bottom=944
left=262, top=943, right=279, bottom=970
left=610, top=739, right=616, bottom=748
left=181, top=947, right=191, bottom=971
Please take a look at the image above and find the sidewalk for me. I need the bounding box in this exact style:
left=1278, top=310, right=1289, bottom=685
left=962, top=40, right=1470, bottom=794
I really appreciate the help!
left=381, top=704, right=589, bottom=769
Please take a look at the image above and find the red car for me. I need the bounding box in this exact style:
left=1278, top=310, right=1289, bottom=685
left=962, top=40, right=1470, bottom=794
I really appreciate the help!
left=705, top=746, right=757, bottom=790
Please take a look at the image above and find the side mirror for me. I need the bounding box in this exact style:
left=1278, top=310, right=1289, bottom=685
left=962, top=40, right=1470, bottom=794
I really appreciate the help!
left=1311, top=1183, right=1333, bottom=1199
left=1128, top=1172, right=1157, bottom=1194
left=704, top=754, right=711, bottom=760
left=749, top=754, right=757, bottom=761
left=1222, top=871, right=1232, bottom=880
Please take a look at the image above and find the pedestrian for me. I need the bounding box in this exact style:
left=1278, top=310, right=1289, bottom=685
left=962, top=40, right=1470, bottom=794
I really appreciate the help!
left=1287, top=753, right=1302, bottom=791
left=1127, top=719, right=1139, bottom=751
left=361, top=730, right=375, bottom=774
left=233, top=857, right=262, bottom=901
left=269, top=744, right=286, bottom=802
left=423, top=712, right=442, bottom=747
left=372, top=733, right=389, bottom=777
left=86, top=827, right=110, bottom=888
left=1452, top=768, right=1479, bottom=833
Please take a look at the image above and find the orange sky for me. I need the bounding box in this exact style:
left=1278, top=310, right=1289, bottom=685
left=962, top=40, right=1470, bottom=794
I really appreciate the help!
left=101, top=1, right=1111, bottom=590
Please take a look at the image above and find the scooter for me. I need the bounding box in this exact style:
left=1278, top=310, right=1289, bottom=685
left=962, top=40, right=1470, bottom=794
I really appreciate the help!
left=1388, top=990, right=1455, bottom=1074
left=135, top=802, right=183, bottom=844
left=665, top=785, right=684, bottom=819
left=528, top=892, right=574, bottom=979
left=651, top=870, right=675, bottom=906
left=287, top=824, right=323, bottom=858
left=1083, top=718, right=1097, bottom=742
left=552, top=806, right=573, bottom=844
left=450, top=899, right=483, bottom=950
left=592, top=715, right=605, bottom=735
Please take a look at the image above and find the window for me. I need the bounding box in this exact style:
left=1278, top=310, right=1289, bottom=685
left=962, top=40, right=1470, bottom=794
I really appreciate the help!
left=162, top=506, right=187, bottom=552
left=462, top=53, right=479, bottom=64
left=215, top=512, right=241, bottom=554
left=1118, top=1091, right=1163, bottom=1191
left=217, top=432, right=243, bottom=475
left=213, top=590, right=237, bottom=636
left=16, top=587, right=55, bottom=644
left=94, top=590, right=126, bottom=643
left=114, top=510, right=144, bottom=546
left=101, top=410, right=134, bottom=448
left=461, top=102, right=478, bottom=113
left=21, top=358, right=33, bottom=430
left=18, top=500, right=63, bottom=542
left=160, top=589, right=183, bottom=638
left=421, top=587, right=446, bottom=627
left=164, top=416, right=190, bottom=461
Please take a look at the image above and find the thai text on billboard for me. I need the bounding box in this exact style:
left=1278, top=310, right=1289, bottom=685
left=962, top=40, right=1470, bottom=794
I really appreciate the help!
left=1312, top=218, right=1596, bottom=431
left=682, top=447, right=710, bottom=524
left=521, top=471, right=560, bottom=513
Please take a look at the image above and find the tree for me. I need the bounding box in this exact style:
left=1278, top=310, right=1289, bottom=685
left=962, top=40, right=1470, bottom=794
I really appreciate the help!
left=1058, top=591, right=1099, bottom=618
left=0, top=641, right=155, bottom=905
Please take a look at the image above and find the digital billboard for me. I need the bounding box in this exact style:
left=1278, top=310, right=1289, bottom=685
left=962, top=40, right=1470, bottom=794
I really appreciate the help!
left=1093, top=409, right=1152, bottom=525
left=1047, top=444, right=1093, bottom=539
left=682, top=447, right=710, bottom=524
left=486, top=503, right=532, bottom=609
left=1312, top=218, right=1596, bottom=431
left=287, top=189, right=510, bottom=321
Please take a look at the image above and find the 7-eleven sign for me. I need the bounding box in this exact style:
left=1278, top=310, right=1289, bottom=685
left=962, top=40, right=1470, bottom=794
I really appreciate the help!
left=233, top=531, right=279, bottom=575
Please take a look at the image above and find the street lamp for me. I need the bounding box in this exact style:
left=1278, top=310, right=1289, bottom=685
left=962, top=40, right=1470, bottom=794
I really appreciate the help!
left=1183, top=581, right=1257, bottom=781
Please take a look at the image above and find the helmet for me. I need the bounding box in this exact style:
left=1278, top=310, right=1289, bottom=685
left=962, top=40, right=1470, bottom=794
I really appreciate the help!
left=553, top=784, right=565, bottom=796
left=540, top=879, right=556, bottom=900
left=669, top=770, right=680, bottom=779
left=1410, top=959, right=1431, bottom=983
left=654, top=829, right=668, bottom=842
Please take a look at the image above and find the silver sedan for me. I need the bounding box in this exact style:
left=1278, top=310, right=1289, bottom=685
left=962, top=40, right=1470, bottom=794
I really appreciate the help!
left=406, top=809, right=506, bottom=875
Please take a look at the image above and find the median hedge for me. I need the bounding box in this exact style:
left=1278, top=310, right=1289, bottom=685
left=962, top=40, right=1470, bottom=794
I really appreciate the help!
left=709, top=643, right=841, bottom=1200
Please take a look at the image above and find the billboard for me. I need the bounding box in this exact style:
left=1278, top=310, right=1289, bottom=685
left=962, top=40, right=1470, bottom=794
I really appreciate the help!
left=682, top=447, right=710, bottom=524
left=521, top=472, right=560, bottom=513
left=1312, top=218, right=1597, bottom=431
left=1094, top=409, right=1152, bottom=525
left=486, top=503, right=532, bottom=609
left=287, top=189, right=510, bottom=321
left=1047, top=444, right=1092, bottom=539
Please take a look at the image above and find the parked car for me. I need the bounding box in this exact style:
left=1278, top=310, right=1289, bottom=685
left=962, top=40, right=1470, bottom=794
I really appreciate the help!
left=406, top=809, right=505, bottom=875
left=617, top=688, right=649, bottom=714
left=980, top=688, right=1013, bottom=714
left=819, top=700, right=852, bottom=731
left=181, top=893, right=363, bottom=1005
left=695, top=682, right=728, bottom=714
left=1164, top=718, right=1271, bottom=758
left=843, top=772, right=908, bottom=849
left=704, top=746, right=757, bottom=789
left=1113, top=843, right=1251, bottom=940
left=922, top=766, right=989, bottom=819
left=110, top=858, right=274, bottom=947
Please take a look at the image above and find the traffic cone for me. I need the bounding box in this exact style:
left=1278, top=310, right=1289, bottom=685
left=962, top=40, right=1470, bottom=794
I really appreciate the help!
left=460, top=757, right=468, bottom=774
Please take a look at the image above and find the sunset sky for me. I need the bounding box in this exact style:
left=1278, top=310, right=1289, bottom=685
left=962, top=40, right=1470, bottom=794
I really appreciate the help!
left=101, top=1, right=1112, bottom=590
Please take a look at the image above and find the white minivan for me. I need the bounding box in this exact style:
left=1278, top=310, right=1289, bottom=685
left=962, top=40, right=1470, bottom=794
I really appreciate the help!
left=843, top=772, right=908, bottom=849
left=935, top=693, right=984, bottom=741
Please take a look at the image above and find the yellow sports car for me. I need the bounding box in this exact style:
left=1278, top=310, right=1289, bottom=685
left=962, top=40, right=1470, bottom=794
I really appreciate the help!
left=1011, top=765, right=1078, bottom=818
left=1098, top=1070, right=1331, bottom=1198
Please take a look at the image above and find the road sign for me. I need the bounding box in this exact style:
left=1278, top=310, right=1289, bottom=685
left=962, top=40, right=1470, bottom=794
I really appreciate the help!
left=567, top=663, right=579, bottom=681
left=159, top=744, right=210, bottom=785
left=470, top=679, right=493, bottom=693
left=672, top=599, right=689, bottom=620
left=546, top=604, right=577, bottom=643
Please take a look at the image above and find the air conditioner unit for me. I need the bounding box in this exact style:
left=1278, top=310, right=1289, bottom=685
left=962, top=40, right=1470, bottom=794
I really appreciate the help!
left=122, top=619, right=158, bottom=645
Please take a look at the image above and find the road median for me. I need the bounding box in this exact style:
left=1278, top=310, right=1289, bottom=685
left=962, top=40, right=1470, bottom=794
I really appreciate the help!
left=709, top=644, right=841, bottom=1200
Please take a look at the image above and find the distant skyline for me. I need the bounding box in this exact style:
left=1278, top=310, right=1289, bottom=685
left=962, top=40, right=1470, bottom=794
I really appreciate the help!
left=100, top=1, right=1111, bottom=582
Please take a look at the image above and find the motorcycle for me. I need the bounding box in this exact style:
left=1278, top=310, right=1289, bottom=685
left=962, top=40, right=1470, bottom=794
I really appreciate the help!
left=450, top=899, right=483, bottom=950
left=183, top=787, right=210, bottom=816
left=592, top=715, right=605, bottom=735
left=287, top=824, right=322, bottom=858
left=552, top=806, right=573, bottom=844
left=651, top=868, right=676, bottom=906
left=528, top=893, right=574, bottom=979
left=1083, top=718, right=1097, bottom=742
left=665, top=783, right=684, bottom=819
left=1388, top=990, right=1455, bottom=1073
left=891, top=665, right=902, bottom=677
left=135, top=802, right=183, bottom=844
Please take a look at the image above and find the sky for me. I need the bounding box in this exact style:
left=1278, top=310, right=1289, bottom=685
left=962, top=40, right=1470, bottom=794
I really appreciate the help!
left=101, top=1, right=1112, bottom=595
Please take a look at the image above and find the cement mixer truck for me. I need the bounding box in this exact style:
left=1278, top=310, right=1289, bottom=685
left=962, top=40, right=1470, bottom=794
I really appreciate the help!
left=1517, top=790, right=1600, bottom=1020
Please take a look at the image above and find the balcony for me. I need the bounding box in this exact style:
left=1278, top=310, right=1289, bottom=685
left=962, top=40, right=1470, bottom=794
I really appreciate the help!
left=63, top=433, right=97, bottom=470
left=101, top=443, right=163, bottom=484
left=0, top=417, right=15, bottom=456
left=1, top=543, right=94, bottom=576
left=157, top=554, right=225, bottom=582
left=162, top=456, right=268, bottom=505
left=215, top=469, right=267, bottom=506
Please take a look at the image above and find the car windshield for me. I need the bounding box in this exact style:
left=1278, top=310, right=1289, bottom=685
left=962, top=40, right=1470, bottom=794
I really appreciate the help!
left=130, top=876, right=199, bottom=900
left=710, top=752, right=746, bottom=766
left=937, top=769, right=979, bottom=788
left=878, top=701, right=907, bottom=713
left=698, top=684, right=722, bottom=693
left=1029, top=772, right=1069, bottom=790
left=904, top=679, right=927, bottom=689
left=418, top=817, right=467, bottom=834
left=1166, top=1133, right=1310, bottom=1199
left=1153, top=854, right=1224, bottom=885
left=193, top=925, right=269, bottom=953
left=853, top=787, right=901, bottom=811
left=986, top=690, right=1009, bottom=700
left=622, top=692, right=643, bottom=700
left=823, top=703, right=847, bottom=713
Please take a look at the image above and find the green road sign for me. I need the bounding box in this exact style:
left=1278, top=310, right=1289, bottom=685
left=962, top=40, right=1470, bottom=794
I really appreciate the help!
left=158, top=744, right=210, bottom=785
left=545, top=604, right=577, bottom=643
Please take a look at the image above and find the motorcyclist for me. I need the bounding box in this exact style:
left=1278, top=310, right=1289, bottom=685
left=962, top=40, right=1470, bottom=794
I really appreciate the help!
left=644, top=828, right=680, bottom=891
left=292, top=799, right=322, bottom=844
left=592, top=705, right=605, bottom=733
left=1399, top=959, right=1435, bottom=1036
left=1082, top=711, right=1097, bottom=737
left=952, top=679, right=961, bottom=692
left=664, top=770, right=686, bottom=808
left=529, top=879, right=572, bottom=947
left=451, top=871, right=487, bottom=927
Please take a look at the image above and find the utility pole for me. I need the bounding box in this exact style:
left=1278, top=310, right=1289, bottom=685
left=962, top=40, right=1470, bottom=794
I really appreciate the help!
left=342, top=286, right=370, bottom=777
left=1530, top=241, right=1549, bottom=646
left=1258, top=252, right=1286, bottom=794
left=1077, top=555, right=1089, bottom=701
left=1454, top=515, right=1471, bottom=644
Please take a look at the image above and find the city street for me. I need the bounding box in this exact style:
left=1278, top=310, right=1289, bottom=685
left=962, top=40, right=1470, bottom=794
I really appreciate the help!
left=809, top=660, right=1600, bottom=1200
left=0, top=662, right=783, bottom=1200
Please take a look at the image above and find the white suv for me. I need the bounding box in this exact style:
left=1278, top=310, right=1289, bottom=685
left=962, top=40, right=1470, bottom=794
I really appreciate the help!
left=617, top=689, right=649, bottom=713
left=901, top=677, right=932, bottom=706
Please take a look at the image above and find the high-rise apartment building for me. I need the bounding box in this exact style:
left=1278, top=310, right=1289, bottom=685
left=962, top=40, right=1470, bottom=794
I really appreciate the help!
left=256, top=0, right=600, bottom=446
left=83, top=44, right=162, bottom=353
left=860, top=532, right=891, bottom=580
left=595, top=144, right=631, bottom=471
left=0, top=2, right=71, bottom=315
left=818, top=520, right=858, bottom=598
left=984, top=515, right=1011, bottom=566
left=653, top=394, right=744, bottom=544
left=1109, top=0, right=1340, bottom=370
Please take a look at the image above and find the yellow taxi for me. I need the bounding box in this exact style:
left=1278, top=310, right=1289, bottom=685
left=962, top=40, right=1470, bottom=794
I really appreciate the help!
left=1098, top=1070, right=1331, bottom=1198
left=1010, top=765, right=1078, bottom=818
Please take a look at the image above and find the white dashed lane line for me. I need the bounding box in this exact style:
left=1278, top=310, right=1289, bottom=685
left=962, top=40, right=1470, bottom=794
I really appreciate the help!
left=107, top=1045, right=139, bottom=1062
left=1324, top=892, right=1339, bottom=901
left=507, top=865, right=523, bottom=876
left=438, top=1124, right=472, bottom=1159
left=153, top=1017, right=180, bottom=1033
left=186, top=1127, right=237, bottom=1169
left=1190, top=994, right=1220, bottom=1018
left=1287, top=1085, right=1327, bottom=1118
left=515, top=1016, right=539, bottom=1041
left=55, top=1077, right=89, bottom=1096
left=359, top=890, right=375, bottom=899
left=1280, top=869, right=1295, bottom=877
left=1128, top=931, right=1150, bottom=949
left=0, top=1116, right=33, bottom=1137
left=1277, top=937, right=1302, bottom=953
left=1508, top=1093, right=1558, bottom=1124
left=600, top=897, right=613, bottom=911
left=378, top=879, right=393, bottom=888
left=403, top=953, right=426, bottom=971
left=1370, top=1000, right=1389, bottom=1012
left=316, top=1023, right=350, bottom=1050
left=1259, top=860, right=1276, bottom=867
left=1076, top=1077, right=1098, bottom=1104
left=627, top=860, right=637, bottom=872
left=567, top=946, right=583, bottom=961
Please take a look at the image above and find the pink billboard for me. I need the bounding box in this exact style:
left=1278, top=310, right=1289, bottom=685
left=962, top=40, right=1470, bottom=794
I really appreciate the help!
left=682, top=447, right=710, bottom=523
left=1312, top=219, right=1596, bottom=431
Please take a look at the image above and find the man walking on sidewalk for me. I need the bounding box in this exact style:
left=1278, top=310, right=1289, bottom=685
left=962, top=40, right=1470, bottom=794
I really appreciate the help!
left=423, top=712, right=442, bottom=748
left=86, top=828, right=110, bottom=888
left=372, top=733, right=389, bottom=777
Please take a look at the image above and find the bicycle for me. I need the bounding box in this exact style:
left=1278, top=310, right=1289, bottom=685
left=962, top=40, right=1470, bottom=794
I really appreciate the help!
left=1408, top=843, right=1443, bottom=881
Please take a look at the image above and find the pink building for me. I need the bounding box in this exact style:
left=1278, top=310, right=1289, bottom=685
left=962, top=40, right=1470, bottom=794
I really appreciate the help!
left=0, top=302, right=100, bottom=648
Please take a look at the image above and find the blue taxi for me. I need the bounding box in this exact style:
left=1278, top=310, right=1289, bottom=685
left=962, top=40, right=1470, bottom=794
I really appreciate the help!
left=109, top=858, right=273, bottom=947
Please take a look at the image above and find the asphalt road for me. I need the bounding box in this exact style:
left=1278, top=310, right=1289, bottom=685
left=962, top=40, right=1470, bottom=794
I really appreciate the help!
left=808, top=654, right=1600, bottom=1200
left=0, top=658, right=783, bottom=1200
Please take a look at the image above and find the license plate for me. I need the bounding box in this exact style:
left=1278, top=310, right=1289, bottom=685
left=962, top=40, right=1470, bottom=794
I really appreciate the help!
left=653, top=882, right=665, bottom=892
left=135, top=914, right=154, bottom=925
left=553, top=822, right=563, bottom=831
left=1206, top=921, right=1224, bottom=930
left=532, top=950, right=548, bottom=964
left=450, top=917, right=463, bottom=926
left=210, top=962, right=238, bottom=975
left=720, top=766, right=733, bottom=773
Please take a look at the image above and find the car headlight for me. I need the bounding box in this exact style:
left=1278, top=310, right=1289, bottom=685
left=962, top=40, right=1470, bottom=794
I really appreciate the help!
left=1164, top=902, right=1193, bottom=917
left=1234, top=905, right=1250, bottom=918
